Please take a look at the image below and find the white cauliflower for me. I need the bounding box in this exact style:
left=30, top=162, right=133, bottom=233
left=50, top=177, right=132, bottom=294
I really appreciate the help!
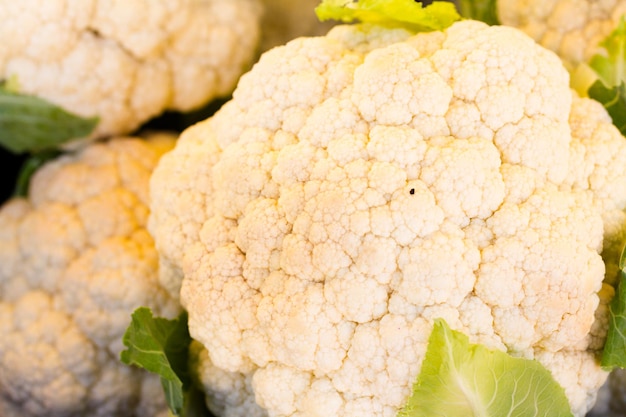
left=148, top=18, right=626, bottom=417
left=0, top=0, right=262, bottom=144
left=496, top=0, right=626, bottom=69
left=0, top=134, right=180, bottom=416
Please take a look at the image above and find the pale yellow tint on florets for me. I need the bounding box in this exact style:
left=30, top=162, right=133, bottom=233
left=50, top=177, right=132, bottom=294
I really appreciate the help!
left=149, top=20, right=626, bottom=417
left=0, top=134, right=180, bottom=417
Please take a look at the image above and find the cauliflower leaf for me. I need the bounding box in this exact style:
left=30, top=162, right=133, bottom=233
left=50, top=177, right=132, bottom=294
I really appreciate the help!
left=577, top=17, right=626, bottom=369
left=121, top=307, right=210, bottom=417
left=315, top=0, right=460, bottom=31
left=0, top=82, right=98, bottom=154
left=587, top=82, right=626, bottom=134
left=398, top=319, right=574, bottom=417
left=602, top=244, right=626, bottom=370
left=589, top=17, right=626, bottom=89
left=456, top=0, right=499, bottom=25
left=571, top=17, right=626, bottom=135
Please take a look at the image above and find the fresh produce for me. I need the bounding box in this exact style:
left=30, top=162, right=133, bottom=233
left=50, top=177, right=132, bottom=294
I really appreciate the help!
left=494, top=0, right=626, bottom=70
left=463, top=0, right=626, bottom=138
left=123, top=310, right=578, bottom=417
left=140, top=1, right=626, bottom=416
left=590, top=244, right=626, bottom=417
left=570, top=17, right=626, bottom=136
left=398, top=319, right=574, bottom=417
left=0, top=80, right=98, bottom=154
left=457, top=3, right=626, bottom=414
left=0, top=134, right=181, bottom=416
left=121, top=308, right=211, bottom=417
left=4, top=0, right=626, bottom=415
left=0, top=0, right=263, bottom=146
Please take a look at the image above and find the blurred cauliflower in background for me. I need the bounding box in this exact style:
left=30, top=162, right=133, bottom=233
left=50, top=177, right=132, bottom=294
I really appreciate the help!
left=0, top=134, right=180, bottom=417
left=0, top=0, right=263, bottom=146
left=496, top=0, right=626, bottom=69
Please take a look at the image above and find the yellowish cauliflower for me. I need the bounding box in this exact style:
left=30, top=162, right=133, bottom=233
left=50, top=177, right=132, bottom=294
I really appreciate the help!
left=148, top=19, right=626, bottom=417
left=0, top=0, right=262, bottom=144
left=496, top=0, right=626, bottom=68
left=0, top=134, right=180, bottom=416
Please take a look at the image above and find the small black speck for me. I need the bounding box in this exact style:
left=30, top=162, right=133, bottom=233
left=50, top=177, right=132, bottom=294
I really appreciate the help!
left=409, top=188, right=415, bottom=195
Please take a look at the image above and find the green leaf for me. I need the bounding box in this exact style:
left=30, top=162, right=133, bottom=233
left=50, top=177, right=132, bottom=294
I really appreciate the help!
left=588, top=80, right=626, bottom=135
left=3, top=74, right=21, bottom=93
left=315, top=0, right=461, bottom=32
left=456, top=0, right=499, bottom=25
left=121, top=307, right=199, bottom=416
left=581, top=17, right=626, bottom=134
left=0, top=85, right=98, bottom=154
left=398, top=319, right=574, bottom=417
left=589, top=17, right=626, bottom=89
left=601, top=244, right=626, bottom=369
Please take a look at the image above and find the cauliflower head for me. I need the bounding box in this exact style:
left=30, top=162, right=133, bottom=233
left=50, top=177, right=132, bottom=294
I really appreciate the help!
left=0, top=134, right=180, bottom=417
left=148, top=20, right=626, bottom=417
left=0, top=0, right=262, bottom=143
left=496, top=0, right=626, bottom=68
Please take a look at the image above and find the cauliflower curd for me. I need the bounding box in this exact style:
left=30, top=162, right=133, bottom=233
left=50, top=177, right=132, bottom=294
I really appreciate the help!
left=496, top=0, right=626, bottom=68
left=0, top=0, right=262, bottom=143
left=148, top=19, right=626, bottom=417
left=0, top=135, right=180, bottom=416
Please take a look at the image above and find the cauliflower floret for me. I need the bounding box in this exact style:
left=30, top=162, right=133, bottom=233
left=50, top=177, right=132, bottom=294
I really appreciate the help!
left=0, top=0, right=262, bottom=144
left=189, top=340, right=266, bottom=417
left=496, top=0, right=626, bottom=68
left=565, top=92, right=626, bottom=284
left=149, top=20, right=626, bottom=417
left=0, top=134, right=180, bottom=416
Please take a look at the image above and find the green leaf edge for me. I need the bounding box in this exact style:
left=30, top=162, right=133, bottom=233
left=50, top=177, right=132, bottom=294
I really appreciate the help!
left=601, top=243, right=626, bottom=370
left=314, top=0, right=461, bottom=32
left=456, top=0, right=500, bottom=26
left=589, top=17, right=626, bottom=89
left=397, top=318, right=574, bottom=417
left=582, top=16, right=626, bottom=134
left=0, top=84, right=99, bottom=154
left=120, top=307, right=192, bottom=416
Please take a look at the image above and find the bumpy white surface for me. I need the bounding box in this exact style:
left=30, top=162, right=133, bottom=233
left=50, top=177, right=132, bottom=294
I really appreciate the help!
left=497, top=0, right=626, bottom=68
left=0, top=134, right=180, bottom=416
left=0, top=0, right=262, bottom=143
left=149, top=20, right=626, bottom=417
